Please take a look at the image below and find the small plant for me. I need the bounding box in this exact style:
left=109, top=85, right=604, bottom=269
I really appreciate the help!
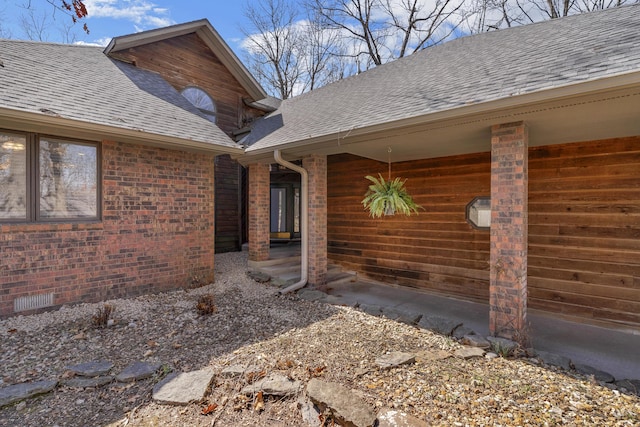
left=91, top=303, right=114, bottom=328
left=361, top=174, right=423, bottom=218
left=196, top=294, right=216, bottom=315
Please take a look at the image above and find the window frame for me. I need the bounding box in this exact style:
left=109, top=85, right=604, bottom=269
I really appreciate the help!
left=180, top=86, right=217, bottom=123
left=0, top=129, right=101, bottom=224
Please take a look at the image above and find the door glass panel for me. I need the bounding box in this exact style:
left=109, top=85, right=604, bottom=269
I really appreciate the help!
left=270, top=187, right=287, bottom=232
left=293, top=187, right=300, bottom=233
left=0, top=133, right=27, bottom=219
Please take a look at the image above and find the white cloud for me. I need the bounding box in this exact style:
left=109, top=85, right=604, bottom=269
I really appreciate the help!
left=74, top=37, right=112, bottom=47
left=84, top=0, right=175, bottom=29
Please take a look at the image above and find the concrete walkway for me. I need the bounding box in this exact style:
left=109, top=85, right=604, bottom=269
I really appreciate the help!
left=326, top=279, right=640, bottom=380
left=253, top=244, right=640, bottom=380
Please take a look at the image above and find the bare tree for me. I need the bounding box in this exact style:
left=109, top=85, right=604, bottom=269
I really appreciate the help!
left=298, top=10, right=350, bottom=92
left=243, top=0, right=302, bottom=99
left=243, top=0, right=348, bottom=98
left=309, top=0, right=468, bottom=68
left=471, top=0, right=638, bottom=31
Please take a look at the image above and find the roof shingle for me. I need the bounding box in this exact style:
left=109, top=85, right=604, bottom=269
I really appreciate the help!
left=244, top=4, right=640, bottom=152
left=0, top=39, right=239, bottom=150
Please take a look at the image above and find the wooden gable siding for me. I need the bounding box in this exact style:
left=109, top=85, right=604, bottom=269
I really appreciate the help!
left=327, top=136, right=640, bottom=327
left=110, top=33, right=264, bottom=252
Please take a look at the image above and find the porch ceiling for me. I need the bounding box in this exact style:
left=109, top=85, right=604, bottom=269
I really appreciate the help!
left=264, top=85, right=640, bottom=164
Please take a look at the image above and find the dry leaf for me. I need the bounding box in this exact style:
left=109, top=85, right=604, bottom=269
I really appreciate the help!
left=147, top=340, right=157, bottom=347
left=254, top=391, right=264, bottom=412
left=246, top=370, right=266, bottom=384
left=201, top=403, right=218, bottom=415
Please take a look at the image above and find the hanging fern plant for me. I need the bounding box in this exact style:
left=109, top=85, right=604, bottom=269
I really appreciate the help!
left=361, top=174, right=423, bottom=218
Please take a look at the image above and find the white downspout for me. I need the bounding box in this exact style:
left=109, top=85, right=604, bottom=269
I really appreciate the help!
left=274, top=149, right=308, bottom=294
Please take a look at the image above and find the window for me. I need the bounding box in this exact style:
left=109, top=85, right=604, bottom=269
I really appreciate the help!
left=0, top=131, right=99, bottom=222
left=181, top=86, right=216, bottom=123
left=466, top=196, right=491, bottom=230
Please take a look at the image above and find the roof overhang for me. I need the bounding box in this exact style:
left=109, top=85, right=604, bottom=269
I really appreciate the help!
left=104, top=19, right=268, bottom=102
left=0, top=107, right=244, bottom=156
left=239, top=71, right=640, bottom=165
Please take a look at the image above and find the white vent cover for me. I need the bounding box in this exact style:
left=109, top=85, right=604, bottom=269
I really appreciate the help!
left=14, top=293, right=54, bottom=312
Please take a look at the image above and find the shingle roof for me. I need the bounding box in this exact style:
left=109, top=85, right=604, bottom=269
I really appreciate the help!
left=0, top=39, right=240, bottom=151
left=244, top=4, right=640, bottom=152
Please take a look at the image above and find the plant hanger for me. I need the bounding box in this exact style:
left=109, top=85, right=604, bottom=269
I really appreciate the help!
left=361, top=147, right=423, bottom=218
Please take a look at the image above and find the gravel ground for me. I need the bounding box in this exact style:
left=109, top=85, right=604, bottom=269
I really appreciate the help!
left=1, top=251, right=639, bottom=426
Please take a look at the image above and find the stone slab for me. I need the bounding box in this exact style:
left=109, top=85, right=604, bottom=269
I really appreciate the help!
left=536, top=350, right=572, bottom=371
left=241, top=373, right=301, bottom=397
left=0, top=380, right=58, bottom=407
left=297, top=289, right=328, bottom=302
left=63, top=376, right=113, bottom=388
left=418, top=315, right=462, bottom=336
left=67, top=361, right=114, bottom=377
left=461, top=334, right=490, bottom=349
left=307, top=378, right=376, bottom=427
left=152, top=367, right=215, bottom=405
left=375, top=352, right=416, bottom=369
left=116, top=361, right=162, bottom=382
left=454, top=347, right=485, bottom=359
left=574, top=363, right=615, bottom=383
left=220, top=365, right=261, bottom=379
left=378, top=409, right=429, bottom=427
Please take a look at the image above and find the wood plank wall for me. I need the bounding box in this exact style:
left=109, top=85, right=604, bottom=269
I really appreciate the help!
left=327, top=152, right=492, bottom=302
left=110, top=33, right=265, bottom=252
left=327, top=136, right=640, bottom=328
left=528, top=137, right=640, bottom=327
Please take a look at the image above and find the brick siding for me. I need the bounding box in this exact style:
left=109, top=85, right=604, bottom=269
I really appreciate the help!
left=303, top=154, right=328, bottom=286
left=489, top=122, right=529, bottom=339
left=247, top=163, right=270, bottom=261
left=0, top=140, right=216, bottom=318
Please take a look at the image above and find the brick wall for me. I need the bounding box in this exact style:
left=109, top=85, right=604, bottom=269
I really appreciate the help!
left=489, top=122, right=529, bottom=339
left=0, top=140, right=216, bottom=318
left=248, top=163, right=270, bottom=261
left=303, top=154, right=327, bottom=286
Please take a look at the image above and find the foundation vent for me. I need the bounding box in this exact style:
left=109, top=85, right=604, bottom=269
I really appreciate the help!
left=14, top=293, right=55, bottom=312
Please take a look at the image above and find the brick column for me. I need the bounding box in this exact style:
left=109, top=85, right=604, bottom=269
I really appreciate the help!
left=490, top=121, right=528, bottom=341
left=303, top=154, right=327, bottom=286
left=248, top=163, right=270, bottom=262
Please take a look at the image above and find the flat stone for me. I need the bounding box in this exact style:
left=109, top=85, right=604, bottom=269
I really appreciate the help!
left=152, top=367, right=215, bottom=405
left=63, top=376, right=113, bottom=388
left=573, top=363, right=615, bottom=383
left=381, top=308, right=422, bottom=325
left=67, top=361, right=114, bottom=377
left=241, top=373, right=301, bottom=397
left=307, top=378, right=376, bottom=427
left=485, top=352, right=499, bottom=360
left=298, top=395, right=322, bottom=427
left=324, top=295, right=344, bottom=305
left=378, top=409, right=429, bottom=427
left=116, top=361, right=162, bottom=382
left=536, top=350, right=572, bottom=371
left=414, top=349, right=451, bottom=363
left=615, top=379, right=640, bottom=396
left=0, top=381, right=58, bottom=407
left=297, top=289, right=327, bottom=302
left=375, top=352, right=416, bottom=369
left=486, top=337, right=518, bottom=356
left=247, top=271, right=271, bottom=283
left=454, top=347, right=485, bottom=359
left=220, top=365, right=261, bottom=379
left=359, top=304, right=383, bottom=316
left=418, top=315, right=462, bottom=336
left=461, top=334, right=490, bottom=349
left=452, top=326, right=474, bottom=340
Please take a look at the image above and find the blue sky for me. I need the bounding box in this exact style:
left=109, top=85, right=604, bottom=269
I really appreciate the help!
left=0, top=0, right=249, bottom=55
